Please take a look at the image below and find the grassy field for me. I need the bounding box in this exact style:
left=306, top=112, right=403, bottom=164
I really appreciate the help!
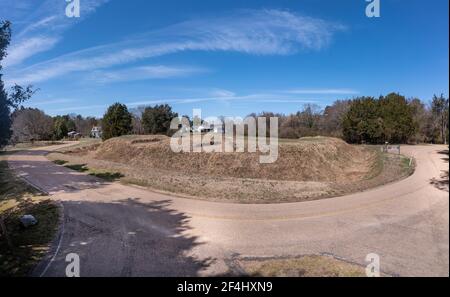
left=0, top=152, right=59, bottom=276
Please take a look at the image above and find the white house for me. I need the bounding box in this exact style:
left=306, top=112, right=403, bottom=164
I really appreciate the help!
left=213, top=126, right=225, bottom=134
left=192, top=124, right=224, bottom=134
left=192, top=125, right=212, bottom=133
left=67, top=131, right=81, bottom=139
left=90, top=126, right=102, bottom=138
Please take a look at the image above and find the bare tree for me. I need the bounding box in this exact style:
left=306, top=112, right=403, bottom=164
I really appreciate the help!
left=129, top=105, right=146, bottom=119
left=11, top=108, right=53, bottom=142
left=321, top=100, right=351, bottom=137
left=408, top=98, right=431, bottom=143
left=431, top=94, right=449, bottom=144
left=132, top=115, right=145, bottom=135
left=129, top=105, right=146, bottom=135
left=72, top=115, right=98, bottom=136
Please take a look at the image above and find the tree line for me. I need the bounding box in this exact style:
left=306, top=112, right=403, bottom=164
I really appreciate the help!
left=2, top=94, right=448, bottom=146
left=96, top=93, right=448, bottom=145
left=8, top=108, right=100, bottom=143
left=342, top=93, right=449, bottom=144
left=250, top=92, right=448, bottom=144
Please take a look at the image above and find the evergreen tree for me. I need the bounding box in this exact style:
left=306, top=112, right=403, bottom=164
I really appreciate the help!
left=101, top=103, right=132, bottom=140
left=379, top=93, right=415, bottom=143
left=53, top=116, right=69, bottom=140
left=141, top=104, right=178, bottom=135
left=342, top=97, right=384, bottom=143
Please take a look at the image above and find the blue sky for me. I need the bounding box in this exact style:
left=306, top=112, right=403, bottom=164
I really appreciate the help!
left=1, top=0, right=448, bottom=118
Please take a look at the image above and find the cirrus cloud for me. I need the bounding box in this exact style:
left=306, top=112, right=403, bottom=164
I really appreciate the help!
left=87, top=65, right=209, bottom=84
left=2, top=0, right=110, bottom=68
left=6, top=9, right=345, bottom=85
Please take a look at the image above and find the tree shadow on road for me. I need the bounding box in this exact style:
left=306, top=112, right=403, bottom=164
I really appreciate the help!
left=437, top=149, right=449, bottom=162
left=35, top=198, right=214, bottom=277
left=430, top=149, right=449, bottom=192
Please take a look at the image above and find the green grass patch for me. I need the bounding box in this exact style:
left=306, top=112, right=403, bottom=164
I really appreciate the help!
left=0, top=161, right=39, bottom=203
left=89, top=171, right=124, bottom=181
left=62, top=162, right=124, bottom=182
left=400, top=155, right=415, bottom=176
left=64, top=163, right=89, bottom=172
left=53, top=159, right=68, bottom=165
left=364, top=149, right=385, bottom=180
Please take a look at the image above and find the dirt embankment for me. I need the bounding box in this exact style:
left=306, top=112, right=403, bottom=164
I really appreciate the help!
left=90, top=135, right=376, bottom=183
left=48, top=135, right=413, bottom=203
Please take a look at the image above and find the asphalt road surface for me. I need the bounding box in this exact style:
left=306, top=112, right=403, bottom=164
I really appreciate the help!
left=7, top=144, right=449, bottom=277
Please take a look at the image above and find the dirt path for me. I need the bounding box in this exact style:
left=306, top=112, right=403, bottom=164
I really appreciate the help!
left=7, top=144, right=449, bottom=276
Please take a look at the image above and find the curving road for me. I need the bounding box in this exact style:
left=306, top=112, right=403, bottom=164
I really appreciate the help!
left=7, top=144, right=449, bottom=277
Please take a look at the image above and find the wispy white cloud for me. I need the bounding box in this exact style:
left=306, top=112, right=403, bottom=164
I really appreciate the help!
left=285, top=88, right=359, bottom=95
left=209, top=89, right=236, bottom=98
left=16, top=15, right=59, bottom=37
left=127, top=92, right=318, bottom=106
left=86, top=65, right=208, bottom=84
left=0, top=0, right=34, bottom=21
left=27, top=98, right=74, bottom=106
left=3, top=0, right=110, bottom=68
left=6, top=9, right=345, bottom=85
left=47, top=104, right=107, bottom=113
left=3, top=36, right=59, bottom=67
left=41, top=86, right=357, bottom=114
left=43, top=89, right=324, bottom=114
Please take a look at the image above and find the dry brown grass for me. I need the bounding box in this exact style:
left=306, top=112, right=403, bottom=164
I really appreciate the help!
left=47, top=135, right=414, bottom=203
left=236, top=255, right=368, bottom=277
left=92, top=135, right=375, bottom=182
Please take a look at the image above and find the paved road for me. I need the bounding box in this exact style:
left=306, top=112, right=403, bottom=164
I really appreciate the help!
left=7, top=144, right=449, bottom=277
